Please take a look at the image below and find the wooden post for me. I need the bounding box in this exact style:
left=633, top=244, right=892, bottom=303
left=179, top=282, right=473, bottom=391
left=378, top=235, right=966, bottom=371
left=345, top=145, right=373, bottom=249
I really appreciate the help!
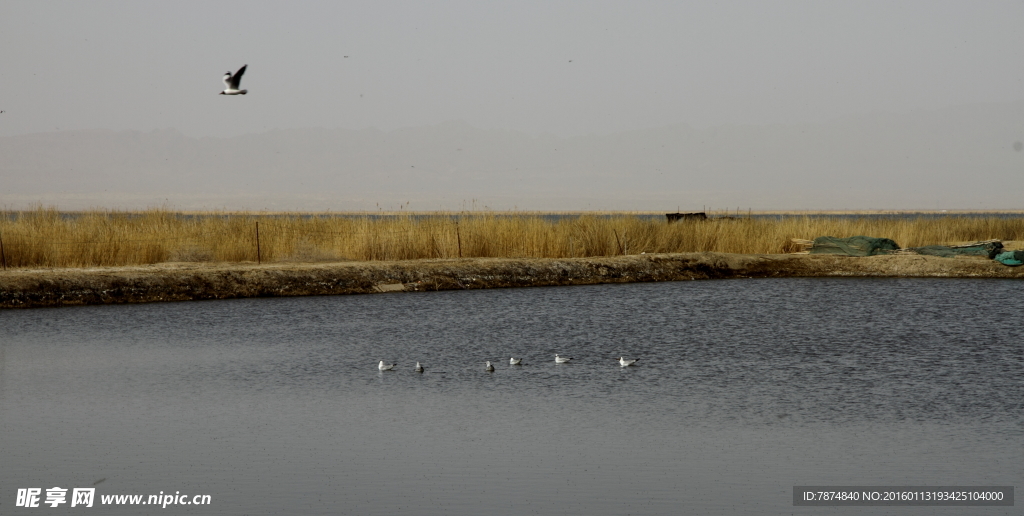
left=456, top=221, right=462, bottom=258
left=613, top=229, right=624, bottom=255
left=0, top=231, right=6, bottom=270
left=255, top=221, right=262, bottom=264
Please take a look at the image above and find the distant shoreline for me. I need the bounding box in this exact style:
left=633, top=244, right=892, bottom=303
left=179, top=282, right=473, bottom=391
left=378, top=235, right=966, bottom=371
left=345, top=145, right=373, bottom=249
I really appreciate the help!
left=2, top=253, right=1021, bottom=309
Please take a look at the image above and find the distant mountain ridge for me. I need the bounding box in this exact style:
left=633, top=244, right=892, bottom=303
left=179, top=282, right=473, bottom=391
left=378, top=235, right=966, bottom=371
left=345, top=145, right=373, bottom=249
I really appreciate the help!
left=3, top=102, right=1023, bottom=211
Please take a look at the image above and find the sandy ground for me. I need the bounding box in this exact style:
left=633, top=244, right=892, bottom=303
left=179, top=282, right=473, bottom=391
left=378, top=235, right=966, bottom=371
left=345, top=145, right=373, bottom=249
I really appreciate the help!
left=1, top=253, right=1021, bottom=308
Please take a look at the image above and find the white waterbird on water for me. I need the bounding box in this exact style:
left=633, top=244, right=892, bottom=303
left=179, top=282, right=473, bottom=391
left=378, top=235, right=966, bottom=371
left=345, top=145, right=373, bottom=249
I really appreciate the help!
left=555, top=354, right=573, bottom=363
left=220, top=65, right=248, bottom=95
left=378, top=361, right=396, bottom=371
left=618, top=357, right=638, bottom=367
left=485, top=361, right=495, bottom=371
left=510, top=357, right=522, bottom=365
left=415, top=362, right=424, bottom=372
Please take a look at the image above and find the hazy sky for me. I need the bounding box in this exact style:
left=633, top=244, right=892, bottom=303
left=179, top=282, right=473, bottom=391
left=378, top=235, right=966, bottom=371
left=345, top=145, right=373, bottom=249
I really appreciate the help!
left=3, top=1, right=1023, bottom=138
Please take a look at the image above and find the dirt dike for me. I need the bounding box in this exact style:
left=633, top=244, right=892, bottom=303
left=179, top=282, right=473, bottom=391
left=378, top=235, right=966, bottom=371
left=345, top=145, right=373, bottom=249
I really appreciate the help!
left=1, top=253, right=1021, bottom=309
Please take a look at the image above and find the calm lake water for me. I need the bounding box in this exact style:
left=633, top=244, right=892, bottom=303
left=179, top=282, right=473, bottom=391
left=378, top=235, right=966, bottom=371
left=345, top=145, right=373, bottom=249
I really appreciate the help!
left=1, top=278, right=1021, bottom=515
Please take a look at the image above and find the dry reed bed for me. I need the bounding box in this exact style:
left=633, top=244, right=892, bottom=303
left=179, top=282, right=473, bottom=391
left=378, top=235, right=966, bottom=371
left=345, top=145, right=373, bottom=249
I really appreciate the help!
left=1, top=208, right=1023, bottom=268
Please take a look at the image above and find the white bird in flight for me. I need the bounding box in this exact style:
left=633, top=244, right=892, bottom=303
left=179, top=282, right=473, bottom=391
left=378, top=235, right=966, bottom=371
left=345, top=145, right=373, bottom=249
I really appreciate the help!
left=509, top=357, right=522, bottom=365
left=378, top=361, right=396, bottom=371
left=485, top=361, right=495, bottom=372
left=555, top=354, right=573, bottom=363
left=220, top=65, right=248, bottom=95
left=618, top=357, right=638, bottom=367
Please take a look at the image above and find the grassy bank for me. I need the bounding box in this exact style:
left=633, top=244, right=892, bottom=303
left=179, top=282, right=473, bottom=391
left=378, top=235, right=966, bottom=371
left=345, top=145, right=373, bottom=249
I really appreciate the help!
left=1, top=208, right=1023, bottom=268
left=2, top=253, right=1022, bottom=309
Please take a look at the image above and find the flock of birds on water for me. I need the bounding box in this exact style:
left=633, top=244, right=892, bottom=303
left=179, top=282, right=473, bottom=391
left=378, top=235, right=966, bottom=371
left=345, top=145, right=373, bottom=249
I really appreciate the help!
left=377, top=355, right=639, bottom=372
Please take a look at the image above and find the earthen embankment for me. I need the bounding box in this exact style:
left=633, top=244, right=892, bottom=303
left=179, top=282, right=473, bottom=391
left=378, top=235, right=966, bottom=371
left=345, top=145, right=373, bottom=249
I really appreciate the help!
left=1, top=253, right=1021, bottom=308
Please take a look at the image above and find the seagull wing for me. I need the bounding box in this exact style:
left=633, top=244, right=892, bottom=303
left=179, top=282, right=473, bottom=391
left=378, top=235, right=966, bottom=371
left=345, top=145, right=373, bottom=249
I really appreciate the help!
left=228, top=65, right=247, bottom=89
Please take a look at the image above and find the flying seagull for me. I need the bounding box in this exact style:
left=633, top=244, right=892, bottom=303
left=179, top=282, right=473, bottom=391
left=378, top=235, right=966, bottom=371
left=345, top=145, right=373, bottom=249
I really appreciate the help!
left=220, top=65, right=248, bottom=95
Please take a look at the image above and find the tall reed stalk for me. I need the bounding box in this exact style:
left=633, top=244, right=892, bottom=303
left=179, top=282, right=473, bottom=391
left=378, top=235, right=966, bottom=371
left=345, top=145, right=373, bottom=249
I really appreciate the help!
left=1, top=208, right=1021, bottom=268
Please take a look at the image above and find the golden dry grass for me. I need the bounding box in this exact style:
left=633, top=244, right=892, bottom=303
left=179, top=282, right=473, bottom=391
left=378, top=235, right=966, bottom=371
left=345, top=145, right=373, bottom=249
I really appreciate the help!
left=1, top=207, right=1023, bottom=268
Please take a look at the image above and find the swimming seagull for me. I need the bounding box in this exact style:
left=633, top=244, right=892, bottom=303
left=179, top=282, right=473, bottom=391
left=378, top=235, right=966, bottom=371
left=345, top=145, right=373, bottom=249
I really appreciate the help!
left=415, top=362, right=424, bottom=372
left=220, top=65, right=248, bottom=95
left=509, top=357, right=522, bottom=365
left=618, top=357, right=638, bottom=367
left=378, top=361, right=396, bottom=371
left=485, top=361, right=495, bottom=372
left=555, top=354, right=573, bottom=363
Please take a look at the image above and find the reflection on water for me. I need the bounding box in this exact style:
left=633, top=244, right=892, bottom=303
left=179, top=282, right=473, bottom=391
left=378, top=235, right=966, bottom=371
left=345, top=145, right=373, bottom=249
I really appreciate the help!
left=1, top=278, right=1021, bottom=515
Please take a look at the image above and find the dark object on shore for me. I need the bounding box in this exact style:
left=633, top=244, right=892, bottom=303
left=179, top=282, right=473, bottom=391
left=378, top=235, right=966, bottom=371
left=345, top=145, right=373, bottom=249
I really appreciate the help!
left=910, top=240, right=1004, bottom=259
left=666, top=212, right=707, bottom=223
left=994, top=250, right=1024, bottom=266
left=809, top=236, right=900, bottom=256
